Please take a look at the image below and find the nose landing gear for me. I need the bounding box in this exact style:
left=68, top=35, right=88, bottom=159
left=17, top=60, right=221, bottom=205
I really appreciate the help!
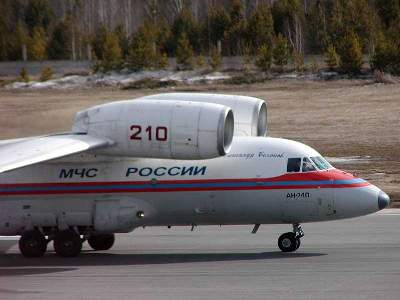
left=278, top=223, right=304, bottom=252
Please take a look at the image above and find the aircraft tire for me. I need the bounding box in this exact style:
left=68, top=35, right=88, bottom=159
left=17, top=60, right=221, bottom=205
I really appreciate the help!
left=54, top=229, right=82, bottom=257
left=88, top=233, right=115, bottom=251
left=19, top=229, right=47, bottom=257
left=278, top=232, right=297, bottom=252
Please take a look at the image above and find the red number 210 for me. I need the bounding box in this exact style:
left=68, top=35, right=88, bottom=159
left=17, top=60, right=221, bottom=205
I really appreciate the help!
left=130, top=125, right=167, bottom=141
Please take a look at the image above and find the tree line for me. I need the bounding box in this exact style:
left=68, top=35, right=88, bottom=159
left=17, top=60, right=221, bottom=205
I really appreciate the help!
left=1, top=0, right=400, bottom=74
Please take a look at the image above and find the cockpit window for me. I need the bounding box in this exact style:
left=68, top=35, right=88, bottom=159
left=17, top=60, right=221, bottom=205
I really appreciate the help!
left=310, top=156, right=332, bottom=170
left=302, top=157, right=316, bottom=172
left=287, top=158, right=301, bottom=172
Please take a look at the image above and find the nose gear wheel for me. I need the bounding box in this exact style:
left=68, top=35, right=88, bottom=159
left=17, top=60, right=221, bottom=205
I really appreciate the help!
left=278, top=224, right=303, bottom=252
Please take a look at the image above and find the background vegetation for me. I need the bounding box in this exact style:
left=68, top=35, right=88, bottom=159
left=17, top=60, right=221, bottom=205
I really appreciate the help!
left=1, top=0, right=399, bottom=74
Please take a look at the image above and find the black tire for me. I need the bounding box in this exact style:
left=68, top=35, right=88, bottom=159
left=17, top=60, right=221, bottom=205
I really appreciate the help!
left=278, top=232, right=297, bottom=252
left=19, top=230, right=47, bottom=258
left=88, top=233, right=115, bottom=251
left=53, top=229, right=82, bottom=257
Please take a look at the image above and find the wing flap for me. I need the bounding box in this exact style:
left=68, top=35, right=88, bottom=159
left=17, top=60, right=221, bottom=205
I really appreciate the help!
left=0, top=134, right=112, bottom=174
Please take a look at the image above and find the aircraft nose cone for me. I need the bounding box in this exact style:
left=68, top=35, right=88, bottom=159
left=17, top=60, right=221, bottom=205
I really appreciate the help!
left=378, top=191, right=390, bottom=210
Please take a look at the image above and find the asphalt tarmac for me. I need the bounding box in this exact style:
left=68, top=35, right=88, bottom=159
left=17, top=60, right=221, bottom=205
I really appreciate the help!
left=1, top=209, right=399, bottom=300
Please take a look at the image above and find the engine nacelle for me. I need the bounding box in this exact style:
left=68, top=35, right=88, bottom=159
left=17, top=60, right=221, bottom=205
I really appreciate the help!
left=141, top=93, right=267, bottom=136
left=72, top=99, right=234, bottom=160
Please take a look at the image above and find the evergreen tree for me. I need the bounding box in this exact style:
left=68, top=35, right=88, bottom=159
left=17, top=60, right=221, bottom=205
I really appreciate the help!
left=208, top=5, right=230, bottom=53
left=242, top=44, right=253, bottom=72
left=371, top=36, right=400, bottom=75
left=40, top=66, right=53, bottom=81
left=329, top=0, right=378, bottom=53
left=157, top=21, right=173, bottom=55
left=48, top=20, right=71, bottom=59
left=344, top=0, right=378, bottom=52
left=24, top=0, right=53, bottom=32
left=338, top=31, right=363, bottom=74
left=101, top=32, right=123, bottom=71
left=29, top=26, right=47, bottom=60
left=158, top=53, right=169, bottom=69
left=176, top=32, right=194, bottom=70
left=19, top=67, right=30, bottom=82
left=272, top=0, right=304, bottom=54
left=127, top=39, right=152, bottom=71
left=273, top=34, right=290, bottom=70
left=247, top=4, right=273, bottom=54
left=92, top=25, right=108, bottom=60
left=324, top=44, right=340, bottom=70
left=0, top=1, right=9, bottom=60
left=255, top=44, right=272, bottom=72
left=375, top=0, right=400, bottom=28
left=114, top=24, right=130, bottom=59
left=226, top=0, right=247, bottom=55
left=209, top=47, right=221, bottom=71
left=127, top=26, right=155, bottom=71
left=292, top=50, right=305, bottom=72
left=306, top=0, right=329, bottom=53
left=170, top=8, right=201, bottom=55
left=375, top=0, right=400, bottom=45
left=196, top=54, right=206, bottom=67
left=225, top=0, right=247, bottom=55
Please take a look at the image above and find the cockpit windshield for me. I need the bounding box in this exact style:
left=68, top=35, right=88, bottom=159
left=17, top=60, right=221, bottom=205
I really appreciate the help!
left=310, top=156, right=332, bottom=170
left=287, top=156, right=332, bottom=173
left=302, top=157, right=316, bottom=172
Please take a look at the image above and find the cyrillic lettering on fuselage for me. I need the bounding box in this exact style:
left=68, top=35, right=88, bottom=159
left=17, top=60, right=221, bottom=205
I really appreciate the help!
left=125, top=166, right=207, bottom=177
left=59, top=168, right=98, bottom=179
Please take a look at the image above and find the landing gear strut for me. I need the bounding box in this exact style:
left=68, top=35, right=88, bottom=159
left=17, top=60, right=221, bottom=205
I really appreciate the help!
left=19, top=229, right=47, bottom=257
left=278, top=223, right=304, bottom=253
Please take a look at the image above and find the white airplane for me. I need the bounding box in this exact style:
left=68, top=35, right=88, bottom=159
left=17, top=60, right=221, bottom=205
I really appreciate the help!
left=0, top=93, right=390, bottom=258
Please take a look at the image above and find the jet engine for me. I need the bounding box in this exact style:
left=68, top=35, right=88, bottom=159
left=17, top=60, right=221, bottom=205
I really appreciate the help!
left=140, top=93, right=268, bottom=136
left=72, top=99, right=234, bottom=160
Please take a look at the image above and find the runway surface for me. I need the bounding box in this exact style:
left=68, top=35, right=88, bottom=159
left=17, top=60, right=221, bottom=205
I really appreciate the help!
left=1, top=209, right=400, bottom=300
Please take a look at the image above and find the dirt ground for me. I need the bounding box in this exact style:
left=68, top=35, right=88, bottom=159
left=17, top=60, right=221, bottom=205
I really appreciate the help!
left=0, top=79, right=399, bottom=203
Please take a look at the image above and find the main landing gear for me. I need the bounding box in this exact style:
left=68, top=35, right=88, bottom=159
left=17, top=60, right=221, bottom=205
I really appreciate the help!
left=18, top=229, right=116, bottom=258
left=53, top=229, right=82, bottom=257
left=19, top=229, right=47, bottom=257
left=278, top=224, right=304, bottom=253
left=88, top=233, right=115, bottom=251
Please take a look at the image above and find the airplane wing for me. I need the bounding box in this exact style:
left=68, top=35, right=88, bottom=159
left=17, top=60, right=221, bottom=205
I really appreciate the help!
left=0, top=133, right=112, bottom=174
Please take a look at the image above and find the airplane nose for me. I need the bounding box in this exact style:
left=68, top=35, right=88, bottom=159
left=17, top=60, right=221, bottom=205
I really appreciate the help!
left=378, top=191, right=390, bottom=210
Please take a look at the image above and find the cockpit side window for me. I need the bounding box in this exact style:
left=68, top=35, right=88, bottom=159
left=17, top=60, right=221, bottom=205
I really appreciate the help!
left=287, top=158, right=301, bottom=172
left=302, top=157, right=316, bottom=172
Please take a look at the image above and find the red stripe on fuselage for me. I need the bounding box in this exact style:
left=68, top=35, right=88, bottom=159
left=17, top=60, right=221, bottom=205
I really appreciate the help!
left=0, top=184, right=370, bottom=196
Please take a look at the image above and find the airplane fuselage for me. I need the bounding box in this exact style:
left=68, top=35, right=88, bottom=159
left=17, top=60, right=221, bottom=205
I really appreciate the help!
left=0, top=137, right=384, bottom=236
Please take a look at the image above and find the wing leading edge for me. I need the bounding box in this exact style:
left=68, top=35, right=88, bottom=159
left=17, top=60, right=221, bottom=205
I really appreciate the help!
left=0, top=133, right=112, bottom=174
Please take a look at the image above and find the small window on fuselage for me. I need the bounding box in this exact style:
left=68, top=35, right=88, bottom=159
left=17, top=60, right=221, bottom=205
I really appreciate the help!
left=302, top=157, right=316, bottom=172
left=287, top=158, right=301, bottom=172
